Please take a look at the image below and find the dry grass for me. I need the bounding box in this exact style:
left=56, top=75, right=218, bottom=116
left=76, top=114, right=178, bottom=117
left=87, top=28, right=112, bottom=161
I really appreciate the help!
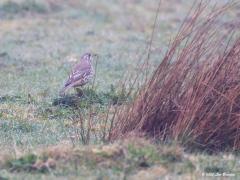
left=3, top=138, right=239, bottom=179
left=110, top=2, right=240, bottom=152
left=2, top=138, right=185, bottom=176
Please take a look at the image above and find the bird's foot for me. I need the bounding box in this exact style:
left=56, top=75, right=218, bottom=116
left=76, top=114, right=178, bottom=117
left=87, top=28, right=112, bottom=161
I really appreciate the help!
left=75, top=88, right=84, bottom=97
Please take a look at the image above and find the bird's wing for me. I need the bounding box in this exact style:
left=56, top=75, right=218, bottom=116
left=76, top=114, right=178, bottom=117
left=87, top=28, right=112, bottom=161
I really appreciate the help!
left=64, top=67, right=91, bottom=87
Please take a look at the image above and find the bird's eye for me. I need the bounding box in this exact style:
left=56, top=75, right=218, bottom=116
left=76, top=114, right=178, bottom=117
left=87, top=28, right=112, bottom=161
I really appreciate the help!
left=83, top=54, right=89, bottom=59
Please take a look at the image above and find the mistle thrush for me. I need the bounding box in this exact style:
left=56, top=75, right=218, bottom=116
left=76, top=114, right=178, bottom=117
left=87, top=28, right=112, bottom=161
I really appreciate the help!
left=60, top=53, right=96, bottom=96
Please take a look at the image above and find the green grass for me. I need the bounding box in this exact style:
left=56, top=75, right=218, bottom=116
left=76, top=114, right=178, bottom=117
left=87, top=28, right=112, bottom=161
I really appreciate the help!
left=0, top=0, right=240, bottom=179
left=1, top=138, right=239, bottom=179
left=0, top=0, right=47, bottom=17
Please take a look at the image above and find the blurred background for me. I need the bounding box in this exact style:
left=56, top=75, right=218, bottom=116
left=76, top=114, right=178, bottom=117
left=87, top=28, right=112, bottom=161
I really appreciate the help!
left=1, top=0, right=239, bottom=98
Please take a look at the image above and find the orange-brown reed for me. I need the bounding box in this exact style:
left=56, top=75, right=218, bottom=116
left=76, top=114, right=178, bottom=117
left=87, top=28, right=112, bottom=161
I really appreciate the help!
left=110, top=2, right=240, bottom=152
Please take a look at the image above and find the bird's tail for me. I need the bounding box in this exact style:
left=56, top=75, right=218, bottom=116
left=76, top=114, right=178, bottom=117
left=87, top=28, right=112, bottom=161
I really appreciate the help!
left=59, top=86, right=70, bottom=96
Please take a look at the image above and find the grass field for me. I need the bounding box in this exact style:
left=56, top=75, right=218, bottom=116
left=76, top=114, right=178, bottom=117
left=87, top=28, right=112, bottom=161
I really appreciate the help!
left=0, top=0, right=240, bottom=179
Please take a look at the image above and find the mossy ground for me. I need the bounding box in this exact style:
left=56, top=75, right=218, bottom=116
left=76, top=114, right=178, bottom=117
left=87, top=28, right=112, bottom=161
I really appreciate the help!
left=1, top=138, right=240, bottom=179
left=0, top=0, right=240, bottom=179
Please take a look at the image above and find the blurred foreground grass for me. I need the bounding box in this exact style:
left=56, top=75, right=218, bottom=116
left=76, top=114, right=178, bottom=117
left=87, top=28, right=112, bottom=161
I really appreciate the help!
left=1, top=138, right=240, bottom=179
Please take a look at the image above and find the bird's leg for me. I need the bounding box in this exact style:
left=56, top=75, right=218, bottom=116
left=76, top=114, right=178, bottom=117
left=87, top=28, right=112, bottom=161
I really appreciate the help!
left=75, top=88, right=83, bottom=97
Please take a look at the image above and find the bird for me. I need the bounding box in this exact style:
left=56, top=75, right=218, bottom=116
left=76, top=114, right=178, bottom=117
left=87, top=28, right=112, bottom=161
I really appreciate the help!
left=60, top=53, right=97, bottom=96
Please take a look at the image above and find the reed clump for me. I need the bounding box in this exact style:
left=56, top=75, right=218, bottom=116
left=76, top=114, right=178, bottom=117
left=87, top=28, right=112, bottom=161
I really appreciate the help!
left=111, top=2, right=240, bottom=152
